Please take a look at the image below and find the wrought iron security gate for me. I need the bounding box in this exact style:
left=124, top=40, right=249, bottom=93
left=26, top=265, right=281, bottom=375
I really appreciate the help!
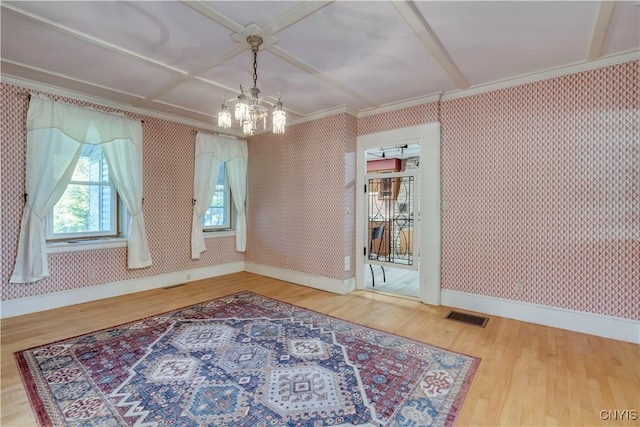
left=365, top=172, right=416, bottom=270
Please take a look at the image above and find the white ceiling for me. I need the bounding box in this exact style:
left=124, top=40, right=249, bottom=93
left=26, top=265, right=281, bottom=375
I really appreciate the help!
left=1, top=1, right=638, bottom=134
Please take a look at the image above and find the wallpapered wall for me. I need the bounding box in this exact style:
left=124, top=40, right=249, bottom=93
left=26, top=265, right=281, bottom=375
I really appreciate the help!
left=2, top=60, right=637, bottom=321
left=1, top=83, right=244, bottom=301
left=249, top=61, right=638, bottom=320
left=246, top=113, right=357, bottom=282
left=366, top=61, right=638, bottom=320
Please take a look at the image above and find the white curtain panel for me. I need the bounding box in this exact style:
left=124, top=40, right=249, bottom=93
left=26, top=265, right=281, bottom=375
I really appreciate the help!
left=9, top=127, right=82, bottom=283
left=226, top=156, right=248, bottom=252
left=191, top=155, right=223, bottom=258
left=10, top=95, right=151, bottom=283
left=101, top=120, right=152, bottom=269
left=191, top=133, right=248, bottom=258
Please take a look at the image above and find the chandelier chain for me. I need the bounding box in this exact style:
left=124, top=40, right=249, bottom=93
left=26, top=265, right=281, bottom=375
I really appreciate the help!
left=253, top=49, right=258, bottom=89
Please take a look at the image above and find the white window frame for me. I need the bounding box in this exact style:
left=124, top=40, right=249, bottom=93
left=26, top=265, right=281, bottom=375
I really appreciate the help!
left=45, top=144, right=128, bottom=248
left=201, top=163, right=233, bottom=232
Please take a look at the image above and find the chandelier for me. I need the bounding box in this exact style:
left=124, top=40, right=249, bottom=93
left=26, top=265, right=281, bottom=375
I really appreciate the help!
left=218, top=35, right=286, bottom=135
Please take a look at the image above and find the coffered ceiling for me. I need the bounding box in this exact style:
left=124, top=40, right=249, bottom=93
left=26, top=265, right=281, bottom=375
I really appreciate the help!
left=1, top=1, right=638, bottom=134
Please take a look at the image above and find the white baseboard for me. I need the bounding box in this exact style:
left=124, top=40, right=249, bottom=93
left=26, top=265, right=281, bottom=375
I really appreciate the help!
left=5, top=265, right=635, bottom=344
left=0, top=262, right=245, bottom=319
left=441, top=289, right=640, bottom=344
left=244, top=262, right=356, bottom=295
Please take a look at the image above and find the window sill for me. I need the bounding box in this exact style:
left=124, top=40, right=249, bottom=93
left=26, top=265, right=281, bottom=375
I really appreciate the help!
left=203, top=230, right=236, bottom=238
left=47, top=238, right=127, bottom=254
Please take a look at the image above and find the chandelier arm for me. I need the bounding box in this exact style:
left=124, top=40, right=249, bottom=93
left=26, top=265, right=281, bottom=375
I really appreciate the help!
left=223, top=97, right=241, bottom=104
left=224, top=95, right=281, bottom=107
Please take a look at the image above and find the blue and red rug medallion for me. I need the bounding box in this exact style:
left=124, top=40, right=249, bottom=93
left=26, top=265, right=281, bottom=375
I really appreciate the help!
left=15, top=292, right=479, bottom=426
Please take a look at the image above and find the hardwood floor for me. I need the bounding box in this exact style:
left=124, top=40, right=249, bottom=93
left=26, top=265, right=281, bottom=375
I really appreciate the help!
left=2, top=272, right=638, bottom=426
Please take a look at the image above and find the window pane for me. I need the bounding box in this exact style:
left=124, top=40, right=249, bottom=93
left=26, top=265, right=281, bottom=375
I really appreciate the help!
left=215, top=163, right=225, bottom=186
left=202, top=206, right=226, bottom=227
left=201, top=164, right=230, bottom=229
left=71, top=144, right=110, bottom=183
left=49, top=144, right=117, bottom=239
left=52, top=184, right=112, bottom=233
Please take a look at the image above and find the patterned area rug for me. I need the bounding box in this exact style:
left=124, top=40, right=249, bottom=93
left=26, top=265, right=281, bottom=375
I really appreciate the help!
left=16, top=292, right=480, bottom=426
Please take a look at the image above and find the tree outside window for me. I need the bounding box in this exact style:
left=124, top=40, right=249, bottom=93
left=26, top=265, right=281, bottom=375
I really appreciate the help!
left=47, top=144, right=117, bottom=240
left=201, top=163, right=231, bottom=230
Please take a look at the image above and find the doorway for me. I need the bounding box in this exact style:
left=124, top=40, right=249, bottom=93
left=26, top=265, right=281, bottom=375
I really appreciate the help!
left=355, top=123, right=441, bottom=305
left=364, top=149, right=420, bottom=298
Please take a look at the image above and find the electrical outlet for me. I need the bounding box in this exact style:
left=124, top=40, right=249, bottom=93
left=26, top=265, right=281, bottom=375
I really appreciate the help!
left=87, top=268, right=96, bottom=278
left=344, top=256, right=351, bottom=271
left=186, top=273, right=192, bottom=281
left=514, top=283, right=524, bottom=295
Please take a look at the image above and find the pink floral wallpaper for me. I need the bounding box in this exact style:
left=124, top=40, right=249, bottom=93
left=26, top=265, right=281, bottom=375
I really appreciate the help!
left=1, top=83, right=244, bottom=301
left=2, top=60, right=637, bottom=322
left=358, top=103, right=438, bottom=136
left=246, top=113, right=357, bottom=281
left=442, top=62, right=638, bottom=319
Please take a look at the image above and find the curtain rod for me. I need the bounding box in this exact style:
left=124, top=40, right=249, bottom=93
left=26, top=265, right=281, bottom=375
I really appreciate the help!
left=19, top=91, right=145, bottom=123
left=191, top=129, right=239, bottom=139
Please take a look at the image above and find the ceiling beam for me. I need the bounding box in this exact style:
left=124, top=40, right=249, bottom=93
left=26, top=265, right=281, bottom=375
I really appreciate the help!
left=178, top=0, right=246, bottom=34
left=0, top=3, right=187, bottom=75
left=173, top=0, right=340, bottom=116
left=391, top=0, right=469, bottom=90
left=132, top=43, right=247, bottom=108
left=267, top=45, right=379, bottom=108
left=587, top=1, right=616, bottom=61
left=177, top=1, right=376, bottom=112
left=1, top=2, right=254, bottom=111
left=263, top=1, right=334, bottom=34
left=1, top=60, right=146, bottom=105
left=178, top=0, right=376, bottom=109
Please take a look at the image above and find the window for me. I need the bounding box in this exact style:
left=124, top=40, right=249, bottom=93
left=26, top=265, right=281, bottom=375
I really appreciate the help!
left=200, top=163, right=232, bottom=231
left=47, top=144, right=122, bottom=241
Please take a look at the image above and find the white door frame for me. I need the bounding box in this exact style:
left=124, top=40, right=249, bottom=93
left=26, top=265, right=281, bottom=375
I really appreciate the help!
left=356, top=123, right=441, bottom=305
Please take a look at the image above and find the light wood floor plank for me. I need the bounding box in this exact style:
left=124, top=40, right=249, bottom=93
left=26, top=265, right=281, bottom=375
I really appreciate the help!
left=1, top=272, right=638, bottom=426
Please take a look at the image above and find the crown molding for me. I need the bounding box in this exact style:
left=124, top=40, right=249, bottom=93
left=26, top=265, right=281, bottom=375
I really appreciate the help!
left=1, top=3, right=187, bottom=76
left=358, top=94, right=441, bottom=118
left=357, top=51, right=638, bottom=117
left=1, top=74, right=243, bottom=136
left=2, top=50, right=636, bottom=132
left=441, top=50, right=639, bottom=102
left=247, top=104, right=357, bottom=136
left=289, top=105, right=358, bottom=125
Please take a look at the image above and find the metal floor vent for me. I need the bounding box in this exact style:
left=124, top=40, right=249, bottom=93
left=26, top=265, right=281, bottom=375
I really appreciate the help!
left=445, top=311, right=489, bottom=327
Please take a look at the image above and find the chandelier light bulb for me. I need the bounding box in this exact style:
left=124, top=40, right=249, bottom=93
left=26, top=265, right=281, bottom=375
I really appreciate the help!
left=218, top=97, right=232, bottom=129
left=242, top=120, right=253, bottom=135
left=272, top=99, right=286, bottom=134
left=235, top=87, right=249, bottom=122
left=218, top=109, right=231, bottom=129
left=272, top=110, right=285, bottom=134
